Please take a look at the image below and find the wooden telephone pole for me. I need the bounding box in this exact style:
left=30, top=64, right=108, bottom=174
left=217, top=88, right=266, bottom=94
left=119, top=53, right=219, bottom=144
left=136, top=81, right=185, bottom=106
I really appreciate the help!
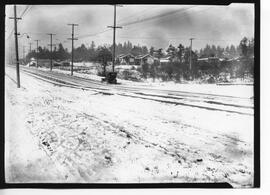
left=29, top=42, right=32, bottom=52
left=34, top=40, right=40, bottom=67
left=47, top=33, right=56, bottom=71
left=68, top=24, right=78, bottom=76
left=189, top=38, right=195, bottom=79
left=9, top=5, right=21, bottom=88
left=107, top=5, right=122, bottom=73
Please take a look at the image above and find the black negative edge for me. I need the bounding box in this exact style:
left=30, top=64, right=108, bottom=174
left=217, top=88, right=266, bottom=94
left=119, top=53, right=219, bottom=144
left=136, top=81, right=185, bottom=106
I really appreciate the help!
left=1, top=182, right=233, bottom=189
left=253, top=0, right=260, bottom=188
left=0, top=0, right=260, bottom=189
left=1, top=0, right=257, bottom=6
left=0, top=3, right=6, bottom=190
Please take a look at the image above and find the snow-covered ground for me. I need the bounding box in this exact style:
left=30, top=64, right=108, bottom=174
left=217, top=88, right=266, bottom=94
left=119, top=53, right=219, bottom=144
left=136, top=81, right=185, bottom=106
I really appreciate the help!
left=5, top=67, right=254, bottom=187
left=36, top=66, right=254, bottom=98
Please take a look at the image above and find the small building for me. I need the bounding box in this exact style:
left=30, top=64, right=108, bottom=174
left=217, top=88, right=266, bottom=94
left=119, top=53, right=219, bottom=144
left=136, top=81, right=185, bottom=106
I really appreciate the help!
left=159, top=56, right=171, bottom=64
left=117, top=53, right=135, bottom=65
left=134, top=54, right=156, bottom=66
left=27, top=57, right=36, bottom=67
left=208, top=57, right=220, bottom=64
left=197, top=57, right=220, bottom=63
left=197, top=57, right=209, bottom=63
left=197, top=57, right=221, bottom=72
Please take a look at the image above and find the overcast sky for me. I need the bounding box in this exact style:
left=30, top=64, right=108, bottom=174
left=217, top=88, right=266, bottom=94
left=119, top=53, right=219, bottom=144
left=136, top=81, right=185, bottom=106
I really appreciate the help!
left=5, top=4, right=254, bottom=54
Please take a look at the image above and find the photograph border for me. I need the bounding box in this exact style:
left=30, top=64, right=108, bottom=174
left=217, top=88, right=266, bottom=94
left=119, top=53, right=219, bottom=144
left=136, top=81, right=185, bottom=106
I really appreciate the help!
left=0, top=0, right=260, bottom=189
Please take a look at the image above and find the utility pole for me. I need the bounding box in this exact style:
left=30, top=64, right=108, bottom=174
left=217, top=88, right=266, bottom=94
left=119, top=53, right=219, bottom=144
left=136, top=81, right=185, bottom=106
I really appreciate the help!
left=189, top=38, right=195, bottom=80
left=22, top=45, right=26, bottom=62
left=34, top=40, right=40, bottom=68
left=28, top=42, right=32, bottom=64
left=9, top=5, right=21, bottom=88
left=29, top=42, right=32, bottom=53
left=107, top=4, right=122, bottom=73
left=67, top=24, right=78, bottom=76
left=47, top=33, right=56, bottom=71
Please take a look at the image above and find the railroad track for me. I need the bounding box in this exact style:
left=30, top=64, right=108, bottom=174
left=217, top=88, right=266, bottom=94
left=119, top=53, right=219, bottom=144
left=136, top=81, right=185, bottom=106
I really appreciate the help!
left=7, top=65, right=254, bottom=116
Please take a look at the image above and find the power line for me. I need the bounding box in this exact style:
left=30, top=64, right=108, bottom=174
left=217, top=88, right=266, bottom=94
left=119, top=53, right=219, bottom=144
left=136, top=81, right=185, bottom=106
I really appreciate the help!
left=22, top=5, right=33, bottom=17
left=119, top=6, right=197, bottom=27
left=116, top=35, right=240, bottom=42
left=6, top=29, right=14, bottom=41
left=72, top=6, right=152, bottom=40
left=117, top=7, right=153, bottom=24
left=117, top=6, right=213, bottom=38
left=76, top=6, right=157, bottom=40
left=5, top=5, right=33, bottom=41
left=78, top=29, right=112, bottom=39
left=19, top=5, right=30, bottom=18
left=25, top=32, right=71, bottom=35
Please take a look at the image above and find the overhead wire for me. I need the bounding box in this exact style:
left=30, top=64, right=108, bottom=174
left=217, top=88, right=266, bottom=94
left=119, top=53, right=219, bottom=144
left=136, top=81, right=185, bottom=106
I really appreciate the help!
left=77, top=5, right=197, bottom=40
left=5, top=5, right=33, bottom=41
left=116, top=35, right=240, bottom=42
left=77, top=29, right=112, bottom=39
left=117, top=6, right=158, bottom=24
left=118, top=5, right=197, bottom=27
left=6, top=5, right=241, bottom=50
left=116, top=6, right=215, bottom=42
left=19, top=5, right=30, bottom=18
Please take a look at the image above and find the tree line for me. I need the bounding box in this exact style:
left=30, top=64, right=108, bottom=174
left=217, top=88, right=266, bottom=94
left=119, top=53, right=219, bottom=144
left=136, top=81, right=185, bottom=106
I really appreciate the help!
left=136, top=37, right=254, bottom=81
left=26, top=41, right=149, bottom=62
left=26, top=39, right=251, bottom=62
left=25, top=37, right=254, bottom=80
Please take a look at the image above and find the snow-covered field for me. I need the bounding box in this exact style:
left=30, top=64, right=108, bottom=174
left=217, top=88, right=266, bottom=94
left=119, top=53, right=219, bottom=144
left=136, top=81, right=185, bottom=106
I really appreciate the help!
left=5, top=67, right=254, bottom=187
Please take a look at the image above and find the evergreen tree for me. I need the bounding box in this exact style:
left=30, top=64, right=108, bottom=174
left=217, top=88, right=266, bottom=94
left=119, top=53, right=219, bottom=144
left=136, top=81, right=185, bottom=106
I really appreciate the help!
left=166, top=44, right=177, bottom=61
left=239, top=37, right=248, bottom=57
left=149, top=47, right=155, bottom=56
left=177, top=44, right=184, bottom=63
left=96, top=46, right=112, bottom=75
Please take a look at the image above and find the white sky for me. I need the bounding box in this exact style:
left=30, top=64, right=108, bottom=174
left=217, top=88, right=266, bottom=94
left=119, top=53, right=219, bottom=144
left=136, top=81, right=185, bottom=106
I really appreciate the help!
left=5, top=3, right=254, bottom=55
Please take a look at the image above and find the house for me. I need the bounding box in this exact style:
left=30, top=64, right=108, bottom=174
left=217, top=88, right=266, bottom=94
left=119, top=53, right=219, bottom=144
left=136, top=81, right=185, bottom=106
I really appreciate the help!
left=197, top=57, right=209, bottom=62
left=197, top=57, right=221, bottom=64
left=134, top=54, right=157, bottom=66
left=27, top=57, right=36, bottom=67
left=197, top=57, right=221, bottom=71
left=159, top=56, right=171, bottom=64
left=116, top=53, right=135, bottom=65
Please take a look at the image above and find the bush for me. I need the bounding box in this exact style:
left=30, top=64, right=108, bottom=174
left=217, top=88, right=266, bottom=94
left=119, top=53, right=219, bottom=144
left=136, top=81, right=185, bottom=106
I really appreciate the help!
left=97, top=70, right=106, bottom=77
left=141, top=63, right=149, bottom=78
left=117, top=69, right=142, bottom=81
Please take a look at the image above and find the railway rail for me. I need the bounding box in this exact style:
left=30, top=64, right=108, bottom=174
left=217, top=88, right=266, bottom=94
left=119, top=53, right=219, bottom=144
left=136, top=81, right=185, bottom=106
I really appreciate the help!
left=6, top=65, right=254, bottom=116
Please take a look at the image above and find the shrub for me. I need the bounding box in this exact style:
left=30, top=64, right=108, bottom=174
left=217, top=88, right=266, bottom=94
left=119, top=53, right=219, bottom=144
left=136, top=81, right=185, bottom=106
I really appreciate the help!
left=117, top=69, right=142, bottom=81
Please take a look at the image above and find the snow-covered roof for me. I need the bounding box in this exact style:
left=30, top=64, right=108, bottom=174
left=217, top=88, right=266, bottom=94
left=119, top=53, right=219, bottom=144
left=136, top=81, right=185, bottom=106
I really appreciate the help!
left=118, top=53, right=135, bottom=58
left=160, top=59, right=170, bottom=63
left=197, top=58, right=208, bottom=61
left=115, top=65, right=134, bottom=70
left=135, top=54, right=154, bottom=59
left=198, top=57, right=220, bottom=62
